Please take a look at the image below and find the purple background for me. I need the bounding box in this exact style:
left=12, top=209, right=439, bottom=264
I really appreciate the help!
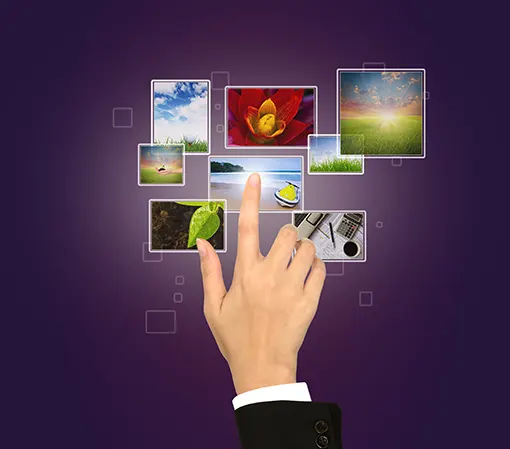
left=6, top=1, right=506, bottom=448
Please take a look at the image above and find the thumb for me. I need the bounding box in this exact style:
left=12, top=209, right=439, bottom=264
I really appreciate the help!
left=196, top=238, right=227, bottom=311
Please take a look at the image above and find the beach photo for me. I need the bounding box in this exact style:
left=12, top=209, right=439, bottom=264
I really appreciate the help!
left=308, top=134, right=363, bottom=174
left=226, top=87, right=316, bottom=148
left=138, top=144, right=184, bottom=186
left=339, top=70, right=424, bottom=157
left=152, top=80, right=209, bottom=153
left=209, top=156, right=303, bottom=211
left=149, top=200, right=226, bottom=252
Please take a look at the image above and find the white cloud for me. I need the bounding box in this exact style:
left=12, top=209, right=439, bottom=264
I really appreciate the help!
left=154, top=82, right=178, bottom=96
left=154, top=97, right=166, bottom=106
left=154, top=94, right=208, bottom=143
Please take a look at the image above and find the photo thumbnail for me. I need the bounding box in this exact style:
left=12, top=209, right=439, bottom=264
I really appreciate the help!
left=338, top=70, right=425, bottom=157
left=138, top=144, right=184, bottom=186
left=149, top=200, right=226, bottom=252
left=293, top=211, right=366, bottom=262
left=308, top=134, right=363, bottom=174
left=209, top=156, right=303, bottom=212
left=226, top=87, right=316, bottom=148
left=152, top=80, right=210, bottom=153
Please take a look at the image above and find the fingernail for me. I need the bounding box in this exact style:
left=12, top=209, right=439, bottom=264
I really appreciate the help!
left=248, top=172, right=260, bottom=187
left=196, top=238, right=207, bottom=257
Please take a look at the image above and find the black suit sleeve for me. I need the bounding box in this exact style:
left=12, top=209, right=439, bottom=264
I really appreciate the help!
left=235, top=401, right=342, bottom=449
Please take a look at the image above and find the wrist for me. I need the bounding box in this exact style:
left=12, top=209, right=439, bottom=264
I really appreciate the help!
left=231, top=361, right=297, bottom=395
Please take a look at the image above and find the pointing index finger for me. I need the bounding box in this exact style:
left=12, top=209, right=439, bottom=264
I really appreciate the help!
left=237, top=173, right=261, bottom=264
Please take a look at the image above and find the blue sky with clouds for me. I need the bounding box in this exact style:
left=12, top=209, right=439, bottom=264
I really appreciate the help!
left=153, top=81, right=208, bottom=142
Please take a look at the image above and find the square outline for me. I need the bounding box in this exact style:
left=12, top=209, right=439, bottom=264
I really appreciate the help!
left=208, top=155, right=304, bottom=214
left=224, top=86, right=319, bottom=150
left=137, top=143, right=185, bottom=187
left=150, top=79, right=211, bottom=156
left=336, top=68, right=427, bottom=159
left=214, top=103, right=222, bottom=110
left=375, top=221, right=383, bottom=229
left=145, top=310, right=177, bottom=334
left=359, top=291, right=373, bottom=307
left=290, top=210, right=368, bottom=263
left=148, top=199, right=228, bottom=253
left=211, top=71, right=230, bottom=91
left=307, top=134, right=364, bottom=176
left=325, top=260, right=345, bottom=277
left=142, top=242, right=163, bottom=262
left=216, top=124, right=224, bottom=133
left=112, top=107, right=133, bottom=128
left=175, top=275, right=185, bottom=285
left=173, top=292, right=183, bottom=303
left=391, top=157, right=402, bottom=167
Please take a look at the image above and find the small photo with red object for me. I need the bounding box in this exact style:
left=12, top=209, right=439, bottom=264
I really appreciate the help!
left=225, top=87, right=317, bottom=148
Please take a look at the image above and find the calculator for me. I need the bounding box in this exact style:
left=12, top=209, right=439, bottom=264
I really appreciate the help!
left=336, top=213, right=363, bottom=239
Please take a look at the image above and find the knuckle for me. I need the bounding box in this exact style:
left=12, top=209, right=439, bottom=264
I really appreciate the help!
left=280, top=224, right=298, bottom=240
left=238, top=218, right=257, bottom=235
left=300, top=238, right=316, bottom=255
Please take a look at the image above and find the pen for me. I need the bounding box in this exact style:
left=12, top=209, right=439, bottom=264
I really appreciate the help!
left=329, top=222, right=335, bottom=248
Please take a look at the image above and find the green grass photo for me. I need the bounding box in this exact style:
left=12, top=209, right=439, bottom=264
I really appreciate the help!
left=310, top=156, right=363, bottom=173
left=138, top=144, right=184, bottom=186
left=308, top=135, right=363, bottom=174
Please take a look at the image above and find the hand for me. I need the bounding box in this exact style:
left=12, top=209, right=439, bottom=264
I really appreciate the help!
left=196, top=173, right=326, bottom=395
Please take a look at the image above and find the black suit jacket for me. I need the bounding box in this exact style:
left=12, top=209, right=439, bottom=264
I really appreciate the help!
left=235, top=401, right=342, bottom=449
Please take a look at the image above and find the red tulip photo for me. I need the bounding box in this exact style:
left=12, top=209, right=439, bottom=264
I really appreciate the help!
left=227, top=87, right=316, bottom=147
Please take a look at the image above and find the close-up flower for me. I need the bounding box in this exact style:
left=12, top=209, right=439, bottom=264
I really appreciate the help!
left=227, top=88, right=315, bottom=146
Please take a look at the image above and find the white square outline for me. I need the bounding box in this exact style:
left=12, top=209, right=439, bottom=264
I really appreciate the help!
left=175, top=275, right=185, bottom=285
left=112, top=107, right=133, bottom=128
left=145, top=310, right=177, bottom=334
left=211, top=71, right=230, bottom=91
left=224, top=86, right=318, bottom=150
left=142, top=242, right=163, bottom=262
left=306, top=134, right=365, bottom=176
left=359, top=291, right=373, bottom=307
left=208, top=155, right=304, bottom=214
left=148, top=199, right=228, bottom=253
left=150, top=79, right=211, bottom=156
left=173, top=292, right=183, bottom=303
left=290, top=210, right=368, bottom=263
left=137, top=143, right=185, bottom=187
left=336, top=68, right=426, bottom=159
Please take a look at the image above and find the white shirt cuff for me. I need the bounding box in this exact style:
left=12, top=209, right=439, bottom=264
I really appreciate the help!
left=232, top=382, right=311, bottom=410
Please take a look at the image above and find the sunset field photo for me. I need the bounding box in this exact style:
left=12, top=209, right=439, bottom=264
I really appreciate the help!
left=339, top=71, right=424, bottom=157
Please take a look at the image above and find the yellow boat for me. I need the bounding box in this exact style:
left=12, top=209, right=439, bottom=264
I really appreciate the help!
left=274, top=181, right=300, bottom=208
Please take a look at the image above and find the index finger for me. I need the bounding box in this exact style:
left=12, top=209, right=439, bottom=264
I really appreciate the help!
left=237, top=173, right=261, bottom=264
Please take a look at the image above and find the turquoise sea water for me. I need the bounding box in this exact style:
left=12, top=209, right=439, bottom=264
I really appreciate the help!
left=211, top=171, right=302, bottom=189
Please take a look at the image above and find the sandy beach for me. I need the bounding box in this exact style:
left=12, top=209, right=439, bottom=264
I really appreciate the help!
left=210, top=182, right=301, bottom=211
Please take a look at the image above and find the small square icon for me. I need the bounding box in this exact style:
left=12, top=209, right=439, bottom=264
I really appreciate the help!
left=211, top=71, right=230, bottom=91
left=216, top=124, right=224, bottom=133
left=214, top=103, right=222, bottom=110
left=112, top=107, right=133, bottom=128
left=391, top=158, right=402, bottom=167
left=425, top=91, right=430, bottom=100
left=359, top=291, right=373, bottom=307
left=376, top=221, right=383, bottom=229
left=173, top=293, right=183, bottom=303
left=175, top=275, right=185, bottom=286
left=326, top=261, right=344, bottom=277
left=145, top=310, right=176, bottom=334
left=143, top=242, right=162, bottom=262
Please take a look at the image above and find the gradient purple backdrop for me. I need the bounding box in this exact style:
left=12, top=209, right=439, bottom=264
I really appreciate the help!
left=6, top=1, right=506, bottom=449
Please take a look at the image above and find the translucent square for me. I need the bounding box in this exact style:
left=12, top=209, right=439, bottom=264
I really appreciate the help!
left=142, top=242, right=162, bottom=263
left=211, top=71, right=230, bottom=91
left=359, top=291, right=373, bottom=307
left=145, top=310, right=176, bottom=334
left=425, top=91, right=430, bottom=100
left=175, top=275, right=185, bottom=286
left=216, top=124, right=224, bottom=133
left=362, top=62, right=386, bottom=70
left=173, top=292, right=183, bottom=303
left=376, top=221, right=383, bottom=229
left=214, top=103, right=222, bottom=110
left=391, top=158, right=402, bottom=167
left=325, top=261, right=345, bottom=277
left=112, top=107, right=133, bottom=128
